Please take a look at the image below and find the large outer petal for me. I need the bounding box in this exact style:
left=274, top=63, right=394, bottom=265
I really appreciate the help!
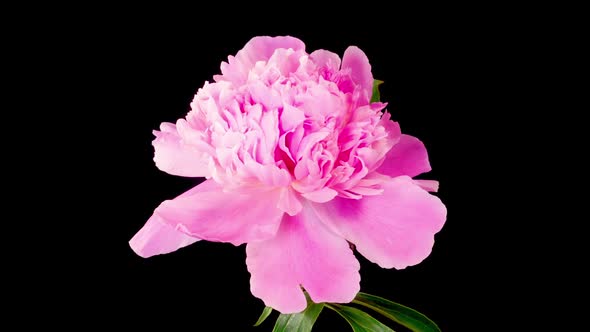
left=312, top=176, right=446, bottom=269
left=134, top=180, right=284, bottom=247
left=129, top=214, right=200, bottom=258
left=153, top=123, right=210, bottom=177
left=246, top=206, right=360, bottom=313
left=128, top=182, right=215, bottom=258
left=377, top=134, right=432, bottom=178
left=219, top=36, right=305, bottom=84
left=341, top=46, right=374, bottom=103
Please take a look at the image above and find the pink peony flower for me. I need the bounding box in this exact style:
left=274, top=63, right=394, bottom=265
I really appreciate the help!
left=130, top=36, right=446, bottom=314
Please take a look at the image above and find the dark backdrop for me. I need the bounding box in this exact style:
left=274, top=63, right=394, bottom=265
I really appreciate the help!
left=69, top=11, right=497, bottom=331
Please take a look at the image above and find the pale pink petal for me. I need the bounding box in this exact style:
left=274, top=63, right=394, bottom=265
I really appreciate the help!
left=341, top=46, right=374, bottom=103
left=277, top=187, right=303, bottom=216
left=414, top=179, right=439, bottom=192
left=301, top=187, right=338, bottom=203
left=309, top=49, right=341, bottom=75
left=346, top=185, right=384, bottom=196
left=266, top=48, right=307, bottom=77
left=377, top=134, right=432, bottom=178
left=241, top=36, right=305, bottom=63
left=248, top=80, right=283, bottom=111
left=280, top=104, right=305, bottom=132
left=153, top=122, right=210, bottom=177
left=312, top=176, right=446, bottom=269
left=129, top=214, right=200, bottom=258
left=246, top=207, right=360, bottom=313
left=220, top=36, right=305, bottom=84
left=128, top=181, right=219, bottom=258
left=242, top=155, right=292, bottom=187
left=143, top=180, right=284, bottom=246
left=297, top=83, right=346, bottom=119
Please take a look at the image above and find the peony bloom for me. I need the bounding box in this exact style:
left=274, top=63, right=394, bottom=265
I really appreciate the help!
left=130, top=36, right=446, bottom=314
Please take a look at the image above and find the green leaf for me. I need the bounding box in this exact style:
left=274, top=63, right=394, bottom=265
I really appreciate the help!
left=353, top=292, right=441, bottom=332
left=327, top=304, right=395, bottom=332
left=370, top=79, right=384, bottom=103
left=272, top=301, right=324, bottom=332
left=254, top=306, right=273, bottom=327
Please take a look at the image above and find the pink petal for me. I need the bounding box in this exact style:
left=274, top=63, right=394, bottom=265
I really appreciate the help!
left=377, top=134, right=432, bottom=178
left=278, top=187, right=303, bottom=216
left=267, top=47, right=306, bottom=77
left=153, top=122, right=210, bottom=177
left=220, top=36, right=305, bottom=84
left=341, top=46, right=374, bottom=103
left=246, top=206, right=360, bottom=313
left=280, top=104, right=305, bottom=132
left=309, top=49, right=341, bottom=75
left=248, top=80, right=283, bottom=111
left=140, top=180, right=284, bottom=246
left=242, top=155, right=292, bottom=187
left=129, top=214, right=200, bottom=258
left=414, top=179, right=439, bottom=192
left=312, top=176, right=446, bottom=269
left=128, top=181, right=216, bottom=258
left=301, top=187, right=338, bottom=203
left=242, top=36, right=305, bottom=62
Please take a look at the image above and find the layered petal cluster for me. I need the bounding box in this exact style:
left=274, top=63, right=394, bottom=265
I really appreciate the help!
left=130, top=36, right=446, bottom=313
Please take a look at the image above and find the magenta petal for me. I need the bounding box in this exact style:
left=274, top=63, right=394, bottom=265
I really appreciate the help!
left=312, top=176, right=446, bottom=269
left=341, top=46, right=374, bottom=103
left=137, top=180, right=284, bottom=247
left=153, top=122, right=210, bottom=177
left=377, top=134, right=432, bottom=178
left=246, top=206, right=360, bottom=313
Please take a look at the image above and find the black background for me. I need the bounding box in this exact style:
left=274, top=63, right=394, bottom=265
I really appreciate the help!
left=51, top=8, right=505, bottom=331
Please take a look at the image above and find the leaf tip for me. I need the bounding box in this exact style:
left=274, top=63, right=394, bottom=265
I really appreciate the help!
left=254, top=306, right=273, bottom=327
